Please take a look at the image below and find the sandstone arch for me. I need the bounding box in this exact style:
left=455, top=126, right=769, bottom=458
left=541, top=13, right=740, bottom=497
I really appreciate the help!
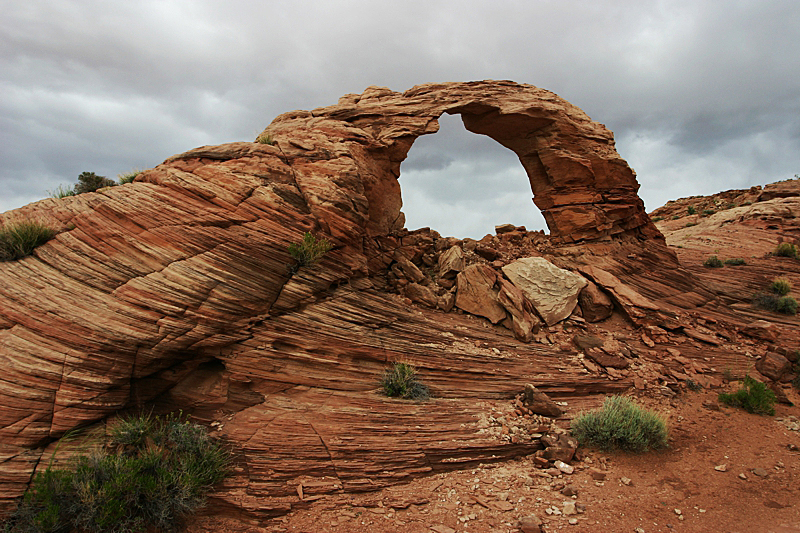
left=0, top=80, right=673, bottom=515
left=262, top=80, right=660, bottom=244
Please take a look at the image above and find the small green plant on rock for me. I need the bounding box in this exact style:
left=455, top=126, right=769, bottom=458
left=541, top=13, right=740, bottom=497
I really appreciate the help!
left=652, top=216, right=664, bottom=222
left=288, top=232, right=332, bottom=268
left=256, top=133, right=275, bottom=145
left=47, top=184, right=76, bottom=199
left=703, top=256, right=723, bottom=268
left=570, top=395, right=668, bottom=452
left=380, top=362, right=429, bottom=400
left=718, top=375, right=776, bottom=415
left=774, top=242, right=799, bottom=259
left=702, top=209, right=715, bottom=216
left=724, top=258, right=747, bottom=266
left=0, top=220, right=56, bottom=261
left=117, top=169, right=141, bottom=185
left=770, top=277, right=792, bottom=295
left=687, top=206, right=697, bottom=215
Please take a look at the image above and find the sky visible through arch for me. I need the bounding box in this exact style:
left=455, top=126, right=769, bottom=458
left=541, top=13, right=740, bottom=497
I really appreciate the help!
left=2, top=1, right=799, bottom=238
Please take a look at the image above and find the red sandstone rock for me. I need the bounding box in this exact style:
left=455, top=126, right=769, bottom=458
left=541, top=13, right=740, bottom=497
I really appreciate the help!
left=2, top=80, right=795, bottom=521
left=578, top=281, right=614, bottom=322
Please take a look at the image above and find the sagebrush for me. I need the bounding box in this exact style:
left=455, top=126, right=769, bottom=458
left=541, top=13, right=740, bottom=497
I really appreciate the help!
left=570, top=395, right=668, bottom=452
left=770, top=277, right=792, bottom=295
left=4, top=412, right=229, bottom=533
left=380, top=362, right=430, bottom=400
left=0, top=220, right=56, bottom=261
left=774, top=242, right=799, bottom=259
left=288, top=232, right=332, bottom=268
left=703, top=256, right=723, bottom=268
left=718, top=375, right=776, bottom=415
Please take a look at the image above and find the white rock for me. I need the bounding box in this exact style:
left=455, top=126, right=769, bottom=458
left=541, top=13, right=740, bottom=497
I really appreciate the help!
left=714, top=464, right=727, bottom=472
left=563, top=501, right=577, bottom=516
left=554, top=460, right=574, bottom=474
left=502, top=257, right=587, bottom=326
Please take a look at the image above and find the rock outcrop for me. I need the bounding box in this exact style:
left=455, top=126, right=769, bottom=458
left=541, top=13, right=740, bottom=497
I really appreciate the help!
left=3, top=81, right=793, bottom=522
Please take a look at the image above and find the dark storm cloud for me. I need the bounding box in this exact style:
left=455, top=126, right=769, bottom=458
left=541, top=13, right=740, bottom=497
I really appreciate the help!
left=2, top=0, right=799, bottom=237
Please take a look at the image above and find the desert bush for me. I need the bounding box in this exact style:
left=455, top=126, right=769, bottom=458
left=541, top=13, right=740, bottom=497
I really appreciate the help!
left=718, top=375, right=776, bottom=415
left=774, top=243, right=799, bottom=259
left=753, top=292, right=798, bottom=315
left=117, top=170, right=141, bottom=185
left=702, top=209, right=715, bottom=216
left=724, top=258, right=747, bottom=266
left=652, top=216, right=664, bottom=222
left=47, top=185, right=76, bottom=199
left=380, top=362, right=429, bottom=400
left=4, top=413, right=229, bottom=533
left=0, top=220, right=56, bottom=261
left=570, top=395, right=668, bottom=452
left=770, top=277, right=792, bottom=295
left=671, top=215, right=680, bottom=220
left=255, top=133, right=275, bottom=145
left=288, top=232, right=332, bottom=268
left=703, top=256, right=723, bottom=268
left=687, top=206, right=697, bottom=215
left=73, top=172, right=116, bottom=194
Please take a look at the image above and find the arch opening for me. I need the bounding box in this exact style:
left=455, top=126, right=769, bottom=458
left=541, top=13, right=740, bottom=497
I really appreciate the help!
left=398, top=113, right=548, bottom=239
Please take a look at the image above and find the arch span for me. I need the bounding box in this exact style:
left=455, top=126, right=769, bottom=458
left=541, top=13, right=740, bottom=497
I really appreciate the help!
left=263, top=80, right=660, bottom=244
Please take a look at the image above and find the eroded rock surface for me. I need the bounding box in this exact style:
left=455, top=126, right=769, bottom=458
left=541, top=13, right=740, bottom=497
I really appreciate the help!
left=2, top=81, right=791, bottom=520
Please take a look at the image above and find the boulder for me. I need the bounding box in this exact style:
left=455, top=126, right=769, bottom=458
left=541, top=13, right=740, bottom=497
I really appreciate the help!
left=578, top=281, right=614, bottom=322
left=497, top=278, right=541, bottom=342
left=756, top=352, right=792, bottom=381
left=522, top=384, right=563, bottom=417
left=437, top=245, right=464, bottom=279
left=502, top=258, right=588, bottom=326
left=405, top=283, right=438, bottom=308
left=742, top=320, right=779, bottom=342
left=455, top=264, right=506, bottom=324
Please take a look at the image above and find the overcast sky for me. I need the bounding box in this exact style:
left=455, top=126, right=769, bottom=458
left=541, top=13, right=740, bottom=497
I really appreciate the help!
left=2, top=1, right=799, bottom=238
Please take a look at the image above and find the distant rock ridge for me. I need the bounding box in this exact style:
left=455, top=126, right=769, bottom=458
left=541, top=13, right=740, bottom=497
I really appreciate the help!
left=0, top=81, right=747, bottom=519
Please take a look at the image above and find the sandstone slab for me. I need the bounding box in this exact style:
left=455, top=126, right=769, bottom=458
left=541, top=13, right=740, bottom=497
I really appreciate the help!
left=502, top=257, right=587, bottom=326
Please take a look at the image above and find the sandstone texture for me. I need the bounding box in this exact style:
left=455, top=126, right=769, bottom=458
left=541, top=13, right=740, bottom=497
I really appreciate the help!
left=502, top=257, right=587, bottom=326
left=1, top=81, right=797, bottom=523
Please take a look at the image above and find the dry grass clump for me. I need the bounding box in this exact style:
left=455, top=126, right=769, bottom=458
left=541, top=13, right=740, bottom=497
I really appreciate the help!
left=570, top=396, right=668, bottom=453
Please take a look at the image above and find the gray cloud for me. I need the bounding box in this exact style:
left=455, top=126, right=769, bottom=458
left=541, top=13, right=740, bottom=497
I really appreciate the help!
left=2, top=0, right=799, bottom=237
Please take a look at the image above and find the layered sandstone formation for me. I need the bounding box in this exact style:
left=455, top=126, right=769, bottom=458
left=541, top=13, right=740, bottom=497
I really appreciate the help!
left=1, top=81, right=794, bottom=521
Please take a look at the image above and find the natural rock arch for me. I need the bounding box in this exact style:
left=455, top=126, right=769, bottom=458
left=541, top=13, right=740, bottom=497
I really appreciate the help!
left=262, top=80, right=660, bottom=244
left=0, top=80, right=675, bottom=515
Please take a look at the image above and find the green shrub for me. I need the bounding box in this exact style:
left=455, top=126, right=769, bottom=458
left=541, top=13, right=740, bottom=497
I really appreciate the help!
left=703, top=256, right=723, bottom=268
left=570, top=395, right=668, bottom=452
left=380, top=362, right=429, bottom=400
left=74, top=172, right=117, bottom=194
left=652, top=216, right=664, bottom=222
left=117, top=170, right=141, bottom=185
left=255, top=133, right=275, bottom=145
left=718, top=375, right=776, bottom=415
left=770, top=277, right=792, bottom=295
left=288, top=232, right=332, bottom=268
left=687, top=206, right=697, bottom=215
left=753, top=292, right=798, bottom=315
left=685, top=222, right=697, bottom=228
left=776, top=296, right=798, bottom=315
left=702, top=209, right=715, bottom=216
left=47, top=185, right=76, bottom=199
left=724, top=258, right=747, bottom=266
left=0, top=220, right=56, bottom=261
left=726, top=202, right=737, bottom=209
left=774, top=243, right=799, bottom=259
left=5, top=413, right=229, bottom=533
